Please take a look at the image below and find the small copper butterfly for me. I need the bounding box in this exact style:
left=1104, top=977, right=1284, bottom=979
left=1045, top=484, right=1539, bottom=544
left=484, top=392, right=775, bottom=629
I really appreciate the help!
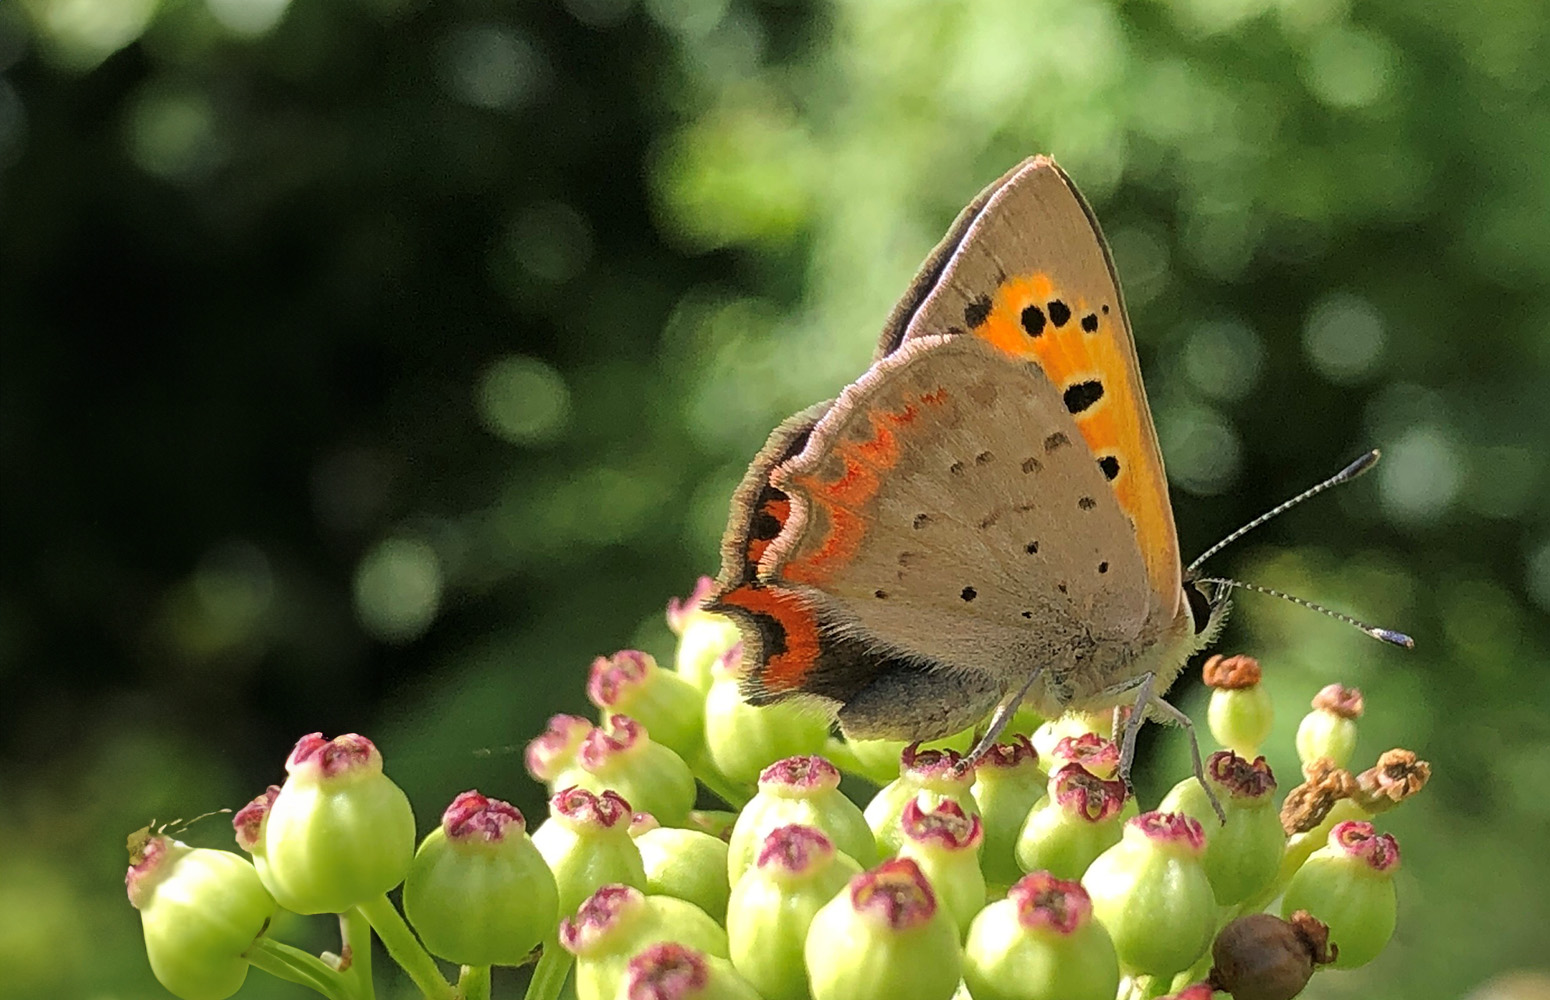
left=707, top=156, right=1408, bottom=803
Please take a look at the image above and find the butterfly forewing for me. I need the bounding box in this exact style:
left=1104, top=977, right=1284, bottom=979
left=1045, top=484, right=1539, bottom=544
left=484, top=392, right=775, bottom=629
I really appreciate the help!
left=763, top=335, right=1153, bottom=680
left=880, top=157, right=1182, bottom=616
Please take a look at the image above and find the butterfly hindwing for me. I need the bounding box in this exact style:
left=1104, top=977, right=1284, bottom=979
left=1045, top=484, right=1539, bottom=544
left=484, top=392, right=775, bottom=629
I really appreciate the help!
left=759, top=335, right=1154, bottom=715
left=881, top=157, right=1182, bottom=617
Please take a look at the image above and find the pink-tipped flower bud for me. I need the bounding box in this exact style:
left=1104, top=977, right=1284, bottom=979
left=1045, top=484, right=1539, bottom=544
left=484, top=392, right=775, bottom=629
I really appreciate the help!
left=727, top=826, right=862, bottom=1000
left=727, top=756, right=876, bottom=883
left=670, top=577, right=742, bottom=692
left=402, top=791, right=558, bottom=966
left=898, top=799, right=985, bottom=937
left=970, top=735, right=1046, bottom=888
left=1048, top=733, right=1120, bottom=780
left=1160, top=752, right=1284, bottom=906
left=803, top=858, right=962, bottom=1000
left=1083, top=812, right=1216, bottom=977
left=588, top=650, right=704, bottom=760
left=531, top=787, right=647, bottom=916
left=963, top=872, right=1120, bottom=1000
left=526, top=714, right=594, bottom=783
left=258, top=733, right=415, bottom=915
left=864, top=747, right=980, bottom=857
left=561, top=884, right=728, bottom=1000
left=1296, top=684, right=1364, bottom=772
left=558, top=714, right=697, bottom=827
left=232, top=786, right=279, bottom=855
left=128, top=833, right=276, bottom=1000
left=1014, top=765, right=1127, bottom=881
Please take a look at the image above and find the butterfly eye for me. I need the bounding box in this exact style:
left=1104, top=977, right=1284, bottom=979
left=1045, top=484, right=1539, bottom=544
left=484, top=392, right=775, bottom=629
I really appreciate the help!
left=1184, top=580, right=1213, bottom=635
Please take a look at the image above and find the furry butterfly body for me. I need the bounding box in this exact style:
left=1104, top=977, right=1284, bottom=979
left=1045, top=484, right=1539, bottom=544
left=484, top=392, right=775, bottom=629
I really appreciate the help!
left=710, top=156, right=1226, bottom=760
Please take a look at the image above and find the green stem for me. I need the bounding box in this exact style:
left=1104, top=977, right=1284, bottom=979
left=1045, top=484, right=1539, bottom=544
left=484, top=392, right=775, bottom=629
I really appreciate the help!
left=522, top=935, right=573, bottom=1000
left=247, top=937, right=352, bottom=1000
left=690, top=750, right=753, bottom=809
left=356, top=894, right=455, bottom=1000
left=458, top=965, right=491, bottom=1000
left=340, top=908, right=376, bottom=1000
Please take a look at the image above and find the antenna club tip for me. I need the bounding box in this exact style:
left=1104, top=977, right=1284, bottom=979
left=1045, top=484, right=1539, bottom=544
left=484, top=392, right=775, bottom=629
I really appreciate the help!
left=1369, top=628, right=1415, bottom=649
left=1341, top=450, right=1382, bottom=480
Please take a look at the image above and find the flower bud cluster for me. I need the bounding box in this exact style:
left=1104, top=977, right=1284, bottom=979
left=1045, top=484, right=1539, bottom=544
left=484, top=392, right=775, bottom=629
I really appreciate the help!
left=126, top=581, right=1422, bottom=1000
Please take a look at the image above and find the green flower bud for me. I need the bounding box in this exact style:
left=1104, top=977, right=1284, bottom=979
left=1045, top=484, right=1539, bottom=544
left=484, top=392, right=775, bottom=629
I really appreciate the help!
left=127, top=834, right=276, bottom=1000
left=1281, top=820, right=1400, bottom=969
left=727, top=825, right=862, bottom=1000
left=621, top=942, right=764, bottom=1000
left=1295, top=684, right=1363, bottom=773
left=969, top=736, right=1045, bottom=889
left=704, top=646, right=831, bottom=784
left=1014, top=765, right=1126, bottom=881
left=865, top=748, right=979, bottom=857
left=1202, top=655, right=1273, bottom=759
left=532, top=787, right=648, bottom=916
left=962, top=871, right=1120, bottom=1000
left=1030, top=713, right=1104, bottom=762
left=1046, top=733, right=1119, bottom=780
left=1208, top=911, right=1337, bottom=1000
left=526, top=714, right=595, bottom=784
left=636, top=827, right=732, bottom=923
left=561, top=884, right=728, bottom=1000
left=1084, top=812, right=1216, bottom=978
left=1159, top=752, right=1284, bottom=906
left=590, top=650, right=706, bottom=762
left=556, top=715, right=698, bottom=827
left=401, top=790, right=558, bottom=966
left=804, top=858, right=962, bottom=1000
left=669, top=577, right=742, bottom=692
left=728, top=756, right=876, bottom=882
left=896, top=799, right=985, bottom=938
left=259, top=733, right=415, bottom=914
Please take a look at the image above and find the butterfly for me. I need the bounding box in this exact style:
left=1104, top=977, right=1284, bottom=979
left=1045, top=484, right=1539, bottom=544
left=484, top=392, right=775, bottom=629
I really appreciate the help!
left=706, top=155, right=1405, bottom=803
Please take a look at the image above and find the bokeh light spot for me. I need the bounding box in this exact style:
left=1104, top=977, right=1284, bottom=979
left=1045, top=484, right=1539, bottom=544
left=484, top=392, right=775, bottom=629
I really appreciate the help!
left=204, top=0, right=291, bottom=37
left=124, top=85, right=225, bottom=181
left=1303, top=291, right=1386, bottom=383
left=438, top=24, right=546, bottom=111
left=1302, top=25, right=1397, bottom=109
left=1183, top=319, right=1265, bottom=402
left=31, top=0, right=158, bottom=69
left=1379, top=425, right=1463, bottom=524
left=353, top=536, right=442, bottom=643
left=493, top=201, right=593, bottom=285
left=1528, top=541, right=1550, bottom=614
left=477, top=355, right=571, bottom=446
left=1159, top=403, right=1242, bottom=495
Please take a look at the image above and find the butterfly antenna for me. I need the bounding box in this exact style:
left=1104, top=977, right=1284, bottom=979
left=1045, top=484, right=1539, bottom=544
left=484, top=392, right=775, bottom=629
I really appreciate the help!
left=1187, top=450, right=1381, bottom=573
left=1194, top=577, right=1414, bottom=648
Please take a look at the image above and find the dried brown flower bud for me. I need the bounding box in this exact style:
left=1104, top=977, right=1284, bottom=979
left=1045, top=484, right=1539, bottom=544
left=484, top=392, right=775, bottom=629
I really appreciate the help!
left=1203, top=654, right=1262, bottom=690
left=1353, top=748, right=1431, bottom=813
left=1208, top=911, right=1338, bottom=1000
left=1279, top=758, right=1357, bottom=835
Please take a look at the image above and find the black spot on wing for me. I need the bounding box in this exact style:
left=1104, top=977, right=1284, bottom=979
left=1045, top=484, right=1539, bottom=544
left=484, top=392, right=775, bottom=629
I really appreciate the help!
left=1098, top=455, right=1120, bottom=480
left=1020, top=305, right=1046, bottom=338
left=1081, top=313, right=1099, bottom=333
left=1078, top=496, right=1096, bottom=510
left=961, top=586, right=977, bottom=602
left=1043, top=431, right=1070, bottom=452
left=1063, top=380, right=1104, bottom=414
left=1048, top=300, right=1072, bottom=327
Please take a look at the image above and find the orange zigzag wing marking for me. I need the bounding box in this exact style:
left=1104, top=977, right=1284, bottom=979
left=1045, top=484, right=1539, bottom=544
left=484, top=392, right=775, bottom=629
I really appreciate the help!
left=781, top=390, right=947, bottom=586
left=710, top=583, right=823, bottom=694
left=972, top=271, right=1174, bottom=598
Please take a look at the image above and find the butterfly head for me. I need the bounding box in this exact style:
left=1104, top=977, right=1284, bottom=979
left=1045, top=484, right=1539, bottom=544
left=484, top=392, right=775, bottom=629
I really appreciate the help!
left=1182, top=574, right=1232, bottom=645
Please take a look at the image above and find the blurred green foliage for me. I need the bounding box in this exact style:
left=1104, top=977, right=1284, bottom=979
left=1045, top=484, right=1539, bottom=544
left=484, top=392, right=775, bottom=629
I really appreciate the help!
left=1, top=0, right=1547, bottom=997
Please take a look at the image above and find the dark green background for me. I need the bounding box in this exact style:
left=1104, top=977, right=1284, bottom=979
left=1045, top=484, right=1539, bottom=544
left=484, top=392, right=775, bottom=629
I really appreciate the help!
left=2, top=0, right=1547, bottom=997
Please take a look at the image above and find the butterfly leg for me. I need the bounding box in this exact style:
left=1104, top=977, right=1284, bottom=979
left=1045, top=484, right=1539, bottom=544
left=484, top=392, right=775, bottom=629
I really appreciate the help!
left=1148, top=695, right=1225, bottom=823
left=963, top=668, right=1045, bottom=766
